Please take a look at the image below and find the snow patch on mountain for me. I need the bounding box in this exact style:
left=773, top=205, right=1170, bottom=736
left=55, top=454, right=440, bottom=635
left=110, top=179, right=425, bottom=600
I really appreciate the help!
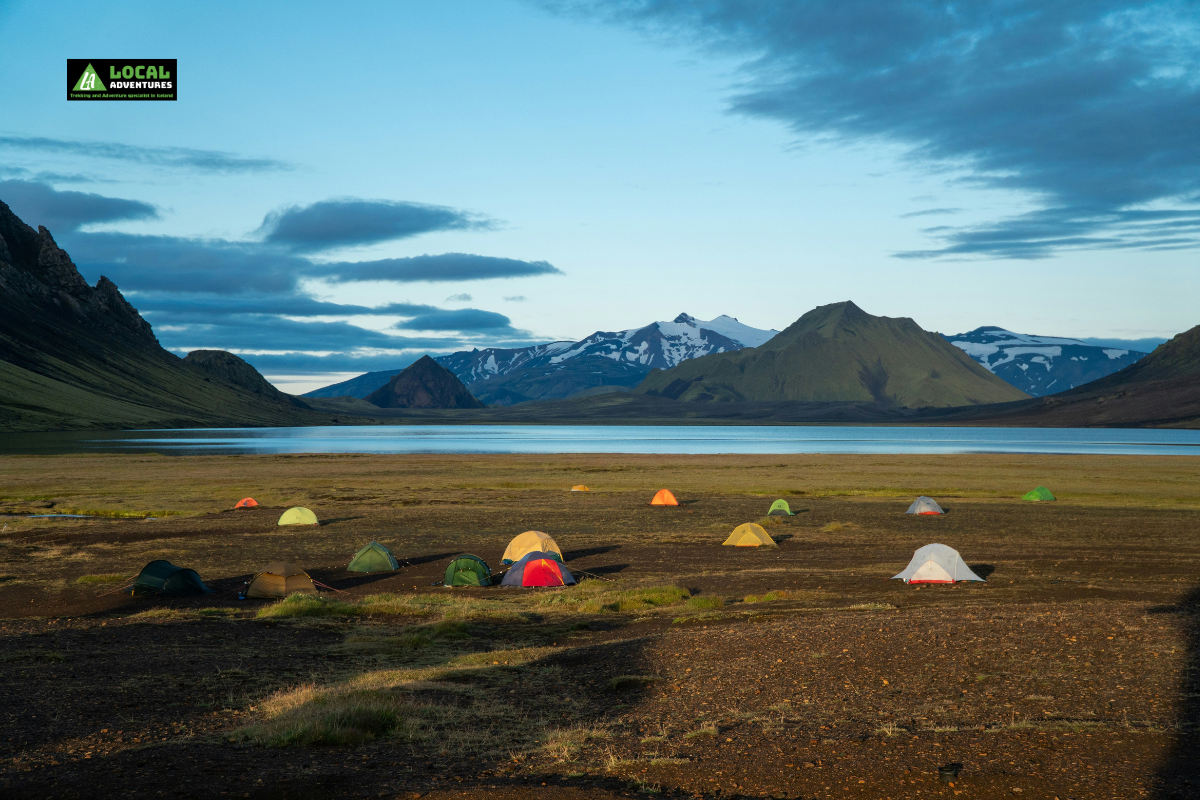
left=947, top=326, right=1148, bottom=397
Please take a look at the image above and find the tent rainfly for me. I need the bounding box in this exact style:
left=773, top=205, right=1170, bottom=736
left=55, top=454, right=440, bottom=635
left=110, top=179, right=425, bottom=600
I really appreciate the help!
left=571, top=485, right=590, bottom=492
left=649, top=489, right=679, bottom=506
left=722, top=523, right=777, bottom=547
left=234, top=497, right=258, bottom=509
left=500, top=551, right=576, bottom=587
left=278, top=507, right=319, bottom=526
left=905, top=496, right=945, bottom=515
left=444, top=554, right=493, bottom=587
left=767, top=499, right=794, bottom=516
left=1023, top=486, right=1057, bottom=502
left=347, top=541, right=399, bottom=573
left=892, top=544, right=985, bottom=584
left=131, top=560, right=213, bottom=597
left=502, top=531, right=563, bottom=565
left=245, top=562, right=316, bottom=598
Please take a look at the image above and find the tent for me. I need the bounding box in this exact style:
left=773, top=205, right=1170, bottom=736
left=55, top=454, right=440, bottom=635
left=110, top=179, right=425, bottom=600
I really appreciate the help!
left=1023, top=486, right=1056, bottom=502
left=571, top=485, right=590, bottom=492
left=131, top=560, right=213, bottom=597
left=767, top=499, right=794, bottom=516
left=500, top=551, right=576, bottom=587
left=234, top=497, right=258, bottom=509
left=502, top=531, right=563, bottom=565
left=893, top=543, right=984, bottom=584
left=246, top=562, right=316, bottom=598
left=347, top=541, right=399, bottom=573
left=444, top=554, right=493, bottom=587
left=722, top=523, right=777, bottom=547
left=278, top=507, right=319, bottom=526
left=905, top=496, right=945, bottom=515
left=649, top=489, right=679, bottom=506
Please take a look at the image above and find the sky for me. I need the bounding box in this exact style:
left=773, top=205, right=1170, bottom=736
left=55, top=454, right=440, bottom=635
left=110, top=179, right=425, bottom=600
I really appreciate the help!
left=1, top=0, right=1196, bottom=392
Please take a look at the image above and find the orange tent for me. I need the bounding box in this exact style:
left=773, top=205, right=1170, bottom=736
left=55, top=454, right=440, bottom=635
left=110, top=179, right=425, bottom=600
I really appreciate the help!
left=649, top=489, right=679, bottom=506
left=234, top=497, right=258, bottom=509
left=571, top=485, right=590, bottom=492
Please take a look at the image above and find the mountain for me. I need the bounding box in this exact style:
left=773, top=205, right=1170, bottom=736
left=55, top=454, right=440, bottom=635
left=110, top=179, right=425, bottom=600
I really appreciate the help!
left=183, top=350, right=309, bottom=409
left=0, top=199, right=320, bottom=431
left=303, top=313, right=778, bottom=405
left=946, top=327, right=1147, bottom=397
left=958, top=324, right=1200, bottom=427
left=364, top=355, right=484, bottom=409
left=635, top=301, right=1030, bottom=407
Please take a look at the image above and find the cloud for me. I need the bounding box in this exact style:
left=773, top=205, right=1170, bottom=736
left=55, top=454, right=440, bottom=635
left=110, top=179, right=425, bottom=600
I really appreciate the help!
left=504, top=295, right=526, bottom=302
left=551, top=0, right=1200, bottom=258
left=445, top=293, right=473, bottom=302
left=259, top=198, right=493, bottom=252
left=900, top=208, right=961, bottom=219
left=0, top=136, right=290, bottom=173
left=0, top=180, right=157, bottom=232
left=311, top=253, right=563, bottom=283
left=395, top=308, right=513, bottom=331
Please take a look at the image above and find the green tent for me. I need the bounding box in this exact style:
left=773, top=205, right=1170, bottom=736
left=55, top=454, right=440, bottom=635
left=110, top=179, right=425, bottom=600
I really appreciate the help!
left=767, top=499, right=794, bottom=516
left=444, top=554, right=492, bottom=587
left=131, top=560, right=212, bottom=597
left=347, top=541, right=399, bottom=573
left=1022, top=486, right=1057, bottom=502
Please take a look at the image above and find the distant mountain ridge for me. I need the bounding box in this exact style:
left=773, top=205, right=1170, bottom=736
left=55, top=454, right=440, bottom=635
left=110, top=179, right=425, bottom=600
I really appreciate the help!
left=946, top=327, right=1147, bottom=397
left=635, top=301, right=1030, bottom=407
left=303, top=313, right=778, bottom=404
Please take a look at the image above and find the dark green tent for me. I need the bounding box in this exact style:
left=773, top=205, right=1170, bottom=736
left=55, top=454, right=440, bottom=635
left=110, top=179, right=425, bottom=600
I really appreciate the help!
left=347, top=541, right=400, bottom=573
left=131, top=560, right=212, bottom=597
left=1022, top=486, right=1057, bottom=502
left=444, top=554, right=492, bottom=587
left=767, top=499, right=794, bottom=516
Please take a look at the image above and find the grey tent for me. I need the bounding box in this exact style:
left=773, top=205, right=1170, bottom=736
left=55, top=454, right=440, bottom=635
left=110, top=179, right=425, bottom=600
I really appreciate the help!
left=905, top=496, right=945, bottom=515
left=892, top=544, right=984, bottom=584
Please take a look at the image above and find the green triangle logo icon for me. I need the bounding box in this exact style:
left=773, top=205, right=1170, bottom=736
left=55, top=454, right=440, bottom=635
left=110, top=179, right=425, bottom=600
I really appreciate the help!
left=72, top=63, right=106, bottom=92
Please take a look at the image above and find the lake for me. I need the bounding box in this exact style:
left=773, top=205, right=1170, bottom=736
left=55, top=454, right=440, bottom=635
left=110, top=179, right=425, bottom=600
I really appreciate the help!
left=2, top=425, right=1200, bottom=456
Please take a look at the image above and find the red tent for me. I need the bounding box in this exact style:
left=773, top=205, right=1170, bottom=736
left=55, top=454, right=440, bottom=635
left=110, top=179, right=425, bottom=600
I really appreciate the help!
left=234, top=497, right=258, bottom=509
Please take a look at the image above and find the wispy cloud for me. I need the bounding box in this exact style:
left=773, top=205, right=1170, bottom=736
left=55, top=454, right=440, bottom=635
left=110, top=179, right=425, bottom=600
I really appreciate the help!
left=258, top=198, right=494, bottom=253
left=446, top=293, right=473, bottom=302
left=900, top=207, right=961, bottom=219
left=0, top=180, right=157, bottom=232
left=0, top=136, right=291, bottom=173
left=550, top=0, right=1200, bottom=259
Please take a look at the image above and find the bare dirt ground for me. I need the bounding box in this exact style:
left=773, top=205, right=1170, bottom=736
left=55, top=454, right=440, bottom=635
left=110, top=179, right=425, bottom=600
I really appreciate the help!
left=2, top=452, right=1200, bottom=799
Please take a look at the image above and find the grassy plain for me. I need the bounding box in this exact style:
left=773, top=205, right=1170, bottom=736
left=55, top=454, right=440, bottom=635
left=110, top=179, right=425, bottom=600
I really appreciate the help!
left=2, top=452, right=1200, bottom=799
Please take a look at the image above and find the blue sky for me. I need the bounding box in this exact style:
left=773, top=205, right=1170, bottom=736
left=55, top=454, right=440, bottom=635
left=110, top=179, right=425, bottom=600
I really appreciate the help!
left=1, top=0, right=1196, bottom=392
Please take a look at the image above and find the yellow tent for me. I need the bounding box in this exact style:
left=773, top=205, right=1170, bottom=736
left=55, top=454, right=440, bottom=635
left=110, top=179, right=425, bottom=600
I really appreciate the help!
left=571, top=485, right=590, bottom=492
left=502, top=530, right=563, bottom=564
left=278, top=507, right=319, bottom=526
left=246, top=562, right=316, bottom=598
left=722, top=523, right=777, bottom=547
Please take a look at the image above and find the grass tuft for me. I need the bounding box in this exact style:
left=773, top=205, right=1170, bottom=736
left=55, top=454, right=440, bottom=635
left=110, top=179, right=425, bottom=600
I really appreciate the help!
left=683, top=596, right=723, bottom=610
left=743, top=589, right=837, bottom=604
left=822, top=521, right=857, bottom=532
left=240, top=684, right=415, bottom=747
left=75, top=573, right=128, bottom=585
left=684, top=726, right=718, bottom=739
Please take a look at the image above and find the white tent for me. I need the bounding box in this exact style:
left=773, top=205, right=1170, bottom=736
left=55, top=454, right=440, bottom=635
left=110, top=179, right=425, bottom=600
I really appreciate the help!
left=892, top=543, right=985, bottom=584
left=905, top=496, right=945, bottom=515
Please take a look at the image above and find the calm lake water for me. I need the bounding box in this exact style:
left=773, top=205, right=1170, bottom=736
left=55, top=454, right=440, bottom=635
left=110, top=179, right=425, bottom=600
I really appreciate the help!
left=2, top=425, right=1200, bottom=456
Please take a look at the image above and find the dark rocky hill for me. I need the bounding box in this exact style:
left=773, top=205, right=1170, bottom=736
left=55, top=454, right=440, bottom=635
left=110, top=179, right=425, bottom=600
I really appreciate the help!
left=0, top=199, right=320, bottom=431
left=365, top=356, right=484, bottom=409
left=635, top=301, right=1029, bottom=408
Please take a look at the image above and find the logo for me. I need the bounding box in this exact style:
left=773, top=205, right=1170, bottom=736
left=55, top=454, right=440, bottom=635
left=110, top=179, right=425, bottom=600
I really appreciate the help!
left=68, top=60, right=176, bottom=101
left=72, top=63, right=106, bottom=92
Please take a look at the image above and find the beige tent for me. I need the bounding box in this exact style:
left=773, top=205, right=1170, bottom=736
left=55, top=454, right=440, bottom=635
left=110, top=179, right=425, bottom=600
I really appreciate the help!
left=722, top=523, right=777, bottom=547
left=246, top=562, right=316, bottom=598
left=278, top=507, right=319, bottom=526
left=502, top=531, right=563, bottom=565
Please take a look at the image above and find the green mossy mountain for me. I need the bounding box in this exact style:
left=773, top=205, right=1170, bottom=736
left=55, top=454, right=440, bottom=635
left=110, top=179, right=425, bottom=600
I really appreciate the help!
left=634, top=301, right=1029, bottom=407
left=0, top=199, right=322, bottom=431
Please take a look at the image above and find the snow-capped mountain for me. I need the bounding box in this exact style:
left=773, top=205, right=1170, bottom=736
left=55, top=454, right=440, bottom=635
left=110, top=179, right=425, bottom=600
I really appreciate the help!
left=946, top=327, right=1148, bottom=397
left=437, top=313, right=778, bottom=405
